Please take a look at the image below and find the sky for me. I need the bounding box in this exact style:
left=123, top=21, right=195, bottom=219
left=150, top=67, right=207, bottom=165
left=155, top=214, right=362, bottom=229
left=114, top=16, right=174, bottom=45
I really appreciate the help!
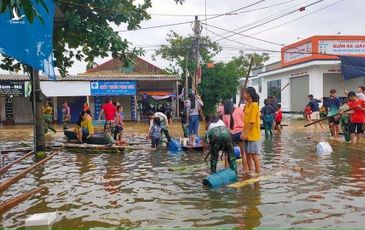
left=5, top=0, right=365, bottom=75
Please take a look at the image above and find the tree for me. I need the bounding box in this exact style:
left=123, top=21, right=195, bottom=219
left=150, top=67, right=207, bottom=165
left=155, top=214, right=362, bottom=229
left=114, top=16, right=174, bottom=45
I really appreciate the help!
left=229, top=51, right=270, bottom=77
left=0, top=0, right=183, bottom=150
left=199, top=62, right=240, bottom=115
left=154, top=30, right=221, bottom=91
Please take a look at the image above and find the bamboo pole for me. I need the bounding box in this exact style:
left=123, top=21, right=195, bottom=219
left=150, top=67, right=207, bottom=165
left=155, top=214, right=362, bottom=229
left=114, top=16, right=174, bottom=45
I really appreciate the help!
left=0, top=151, right=58, bottom=193
left=273, top=82, right=290, bottom=98
left=238, top=57, right=254, bottom=107
left=0, top=150, right=34, bottom=175
left=0, top=187, right=44, bottom=214
left=304, top=103, right=365, bottom=127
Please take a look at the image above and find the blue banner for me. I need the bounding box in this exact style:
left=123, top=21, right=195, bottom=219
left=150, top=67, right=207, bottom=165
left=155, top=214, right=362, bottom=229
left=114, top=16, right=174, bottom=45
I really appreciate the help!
left=90, top=81, right=137, bottom=96
left=0, top=0, right=55, bottom=79
left=340, top=56, right=365, bottom=80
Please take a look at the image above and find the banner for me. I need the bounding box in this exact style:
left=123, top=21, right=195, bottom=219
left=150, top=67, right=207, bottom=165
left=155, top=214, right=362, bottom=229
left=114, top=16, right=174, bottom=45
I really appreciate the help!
left=283, top=42, right=312, bottom=64
left=0, top=81, right=24, bottom=96
left=319, top=40, right=365, bottom=55
left=340, top=56, right=365, bottom=80
left=0, top=0, right=55, bottom=79
left=90, top=81, right=136, bottom=96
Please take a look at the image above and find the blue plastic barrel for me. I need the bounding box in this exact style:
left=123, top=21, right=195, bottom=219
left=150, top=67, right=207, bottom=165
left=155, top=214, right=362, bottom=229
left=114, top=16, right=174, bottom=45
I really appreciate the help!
left=195, top=136, right=201, bottom=144
left=202, top=168, right=238, bottom=188
left=168, top=139, right=182, bottom=152
left=234, top=146, right=241, bottom=159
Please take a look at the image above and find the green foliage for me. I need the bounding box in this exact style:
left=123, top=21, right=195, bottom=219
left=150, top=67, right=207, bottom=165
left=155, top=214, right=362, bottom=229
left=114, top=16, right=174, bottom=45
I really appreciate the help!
left=229, top=51, right=270, bottom=77
left=154, top=31, right=221, bottom=75
left=199, top=62, right=240, bottom=115
left=0, top=0, right=183, bottom=75
left=35, top=151, right=46, bottom=159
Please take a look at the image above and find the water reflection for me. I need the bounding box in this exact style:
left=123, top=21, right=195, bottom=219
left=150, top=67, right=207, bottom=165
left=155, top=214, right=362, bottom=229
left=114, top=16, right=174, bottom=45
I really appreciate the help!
left=0, top=121, right=365, bottom=228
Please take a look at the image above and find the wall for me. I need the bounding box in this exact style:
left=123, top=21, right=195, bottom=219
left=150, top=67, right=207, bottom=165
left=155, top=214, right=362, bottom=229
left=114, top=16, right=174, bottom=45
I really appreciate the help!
left=323, top=73, right=364, bottom=94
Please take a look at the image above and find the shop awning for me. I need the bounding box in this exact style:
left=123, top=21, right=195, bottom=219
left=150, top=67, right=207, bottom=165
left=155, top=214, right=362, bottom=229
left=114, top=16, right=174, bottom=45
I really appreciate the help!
left=340, top=56, right=365, bottom=80
left=139, top=91, right=176, bottom=100
left=41, top=81, right=90, bottom=97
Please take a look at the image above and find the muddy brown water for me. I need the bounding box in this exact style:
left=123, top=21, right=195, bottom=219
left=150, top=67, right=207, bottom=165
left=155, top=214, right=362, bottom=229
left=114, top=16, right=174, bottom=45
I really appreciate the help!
left=0, top=120, right=365, bottom=228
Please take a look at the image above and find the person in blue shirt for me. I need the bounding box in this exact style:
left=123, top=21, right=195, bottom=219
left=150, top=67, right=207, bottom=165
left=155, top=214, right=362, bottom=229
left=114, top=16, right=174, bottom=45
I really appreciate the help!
left=323, top=89, right=341, bottom=139
left=261, top=99, right=276, bottom=137
left=308, top=94, right=323, bottom=129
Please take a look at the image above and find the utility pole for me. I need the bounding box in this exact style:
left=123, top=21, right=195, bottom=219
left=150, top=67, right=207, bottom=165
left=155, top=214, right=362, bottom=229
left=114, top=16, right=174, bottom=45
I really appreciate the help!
left=192, top=15, right=202, bottom=94
left=185, top=53, right=188, bottom=99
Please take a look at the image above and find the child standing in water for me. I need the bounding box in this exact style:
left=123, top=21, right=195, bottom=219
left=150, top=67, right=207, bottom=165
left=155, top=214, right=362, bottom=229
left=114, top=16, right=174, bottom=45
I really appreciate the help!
left=274, top=104, right=283, bottom=134
left=241, top=87, right=261, bottom=174
left=261, top=99, right=275, bottom=137
left=149, top=117, right=162, bottom=148
left=205, top=115, right=237, bottom=174
left=304, top=104, right=312, bottom=122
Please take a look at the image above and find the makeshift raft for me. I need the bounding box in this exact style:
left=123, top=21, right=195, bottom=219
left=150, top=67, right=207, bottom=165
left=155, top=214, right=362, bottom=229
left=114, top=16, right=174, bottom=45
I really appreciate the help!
left=181, top=144, right=209, bottom=152
left=52, top=143, right=154, bottom=153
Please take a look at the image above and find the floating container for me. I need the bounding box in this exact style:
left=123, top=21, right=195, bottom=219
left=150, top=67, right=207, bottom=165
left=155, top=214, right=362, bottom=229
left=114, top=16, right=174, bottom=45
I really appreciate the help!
left=203, top=168, right=238, bottom=188
left=195, top=136, right=201, bottom=144
left=168, top=139, right=182, bottom=152
left=316, top=142, right=333, bottom=156
left=25, top=212, right=57, bottom=228
left=234, top=146, right=241, bottom=159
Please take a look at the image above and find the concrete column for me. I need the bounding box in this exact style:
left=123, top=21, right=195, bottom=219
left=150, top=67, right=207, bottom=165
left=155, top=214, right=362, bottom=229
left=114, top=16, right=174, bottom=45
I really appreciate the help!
left=52, top=97, right=57, bottom=121
left=308, top=67, right=324, bottom=99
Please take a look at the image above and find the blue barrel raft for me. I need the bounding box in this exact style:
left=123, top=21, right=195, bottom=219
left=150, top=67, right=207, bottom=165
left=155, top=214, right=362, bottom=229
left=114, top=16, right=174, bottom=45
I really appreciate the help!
left=234, top=146, right=241, bottom=159
left=168, top=139, right=182, bottom=152
left=203, top=168, right=238, bottom=188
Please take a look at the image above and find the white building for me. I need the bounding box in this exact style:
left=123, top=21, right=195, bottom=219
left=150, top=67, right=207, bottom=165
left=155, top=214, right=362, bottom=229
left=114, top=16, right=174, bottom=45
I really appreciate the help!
left=243, top=35, right=365, bottom=112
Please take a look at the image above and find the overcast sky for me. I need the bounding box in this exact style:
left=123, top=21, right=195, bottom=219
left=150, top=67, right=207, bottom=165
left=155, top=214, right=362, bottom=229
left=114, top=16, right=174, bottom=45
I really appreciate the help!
left=64, top=0, right=365, bottom=74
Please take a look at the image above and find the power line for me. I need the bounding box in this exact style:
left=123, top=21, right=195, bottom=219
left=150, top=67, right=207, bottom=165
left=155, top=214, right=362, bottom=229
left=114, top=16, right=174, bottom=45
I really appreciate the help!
left=214, top=0, right=324, bottom=43
left=117, top=0, right=267, bottom=32
left=148, top=0, right=295, bottom=17
left=251, top=0, right=346, bottom=35
left=205, top=23, right=284, bottom=46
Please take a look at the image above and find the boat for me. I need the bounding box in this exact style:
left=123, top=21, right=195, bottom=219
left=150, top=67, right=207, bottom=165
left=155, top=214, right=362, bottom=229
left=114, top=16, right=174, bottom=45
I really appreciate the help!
left=64, top=130, right=114, bottom=145
left=181, top=143, right=209, bottom=152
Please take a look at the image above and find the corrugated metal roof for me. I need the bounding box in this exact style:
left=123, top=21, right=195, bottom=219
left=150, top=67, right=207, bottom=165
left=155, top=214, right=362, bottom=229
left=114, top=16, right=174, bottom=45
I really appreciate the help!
left=0, top=73, right=180, bottom=81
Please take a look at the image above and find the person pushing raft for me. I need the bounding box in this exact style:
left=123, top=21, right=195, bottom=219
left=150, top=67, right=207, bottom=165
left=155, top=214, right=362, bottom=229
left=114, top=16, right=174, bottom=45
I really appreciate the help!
left=205, top=115, right=237, bottom=174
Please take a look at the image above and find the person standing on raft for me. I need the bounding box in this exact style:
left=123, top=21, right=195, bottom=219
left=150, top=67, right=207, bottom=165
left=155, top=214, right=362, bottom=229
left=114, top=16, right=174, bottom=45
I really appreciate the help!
left=98, top=98, right=117, bottom=135
left=205, top=115, right=237, bottom=174
left=241, top=87, right=261, bottom=174
left=186, top=93, right=204, bottom=145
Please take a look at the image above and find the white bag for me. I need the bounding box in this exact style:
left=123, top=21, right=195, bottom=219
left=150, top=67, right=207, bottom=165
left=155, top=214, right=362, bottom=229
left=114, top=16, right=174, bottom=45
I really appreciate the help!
left=316, top=142, right=333, bottom=155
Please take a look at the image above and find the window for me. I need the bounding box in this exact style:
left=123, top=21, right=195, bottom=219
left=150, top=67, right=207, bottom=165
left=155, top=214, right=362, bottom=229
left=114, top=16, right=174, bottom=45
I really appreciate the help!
left=258, top=77, right=262, bottom=93
left=267, top=79, right=281, bottom=102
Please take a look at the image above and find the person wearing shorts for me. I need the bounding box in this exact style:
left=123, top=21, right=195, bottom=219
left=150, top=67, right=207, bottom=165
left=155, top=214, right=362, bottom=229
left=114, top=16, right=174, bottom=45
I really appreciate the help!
left=98, top=98, right=116, bottom=135
left=308, top=94, right=323, bottom=129
left=347, top=91, right=365, bottom=144
left=324, top=89, right=341, bottom=139
left=222, top=99, right=248, bottom=173
left=241, top=87, right=261, bottom=174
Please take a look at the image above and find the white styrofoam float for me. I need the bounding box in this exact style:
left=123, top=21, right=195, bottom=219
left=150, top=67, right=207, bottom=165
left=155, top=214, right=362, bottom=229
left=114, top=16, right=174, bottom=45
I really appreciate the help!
left=316, top=142, right=333, bottom=156
left=25, top=212, right=57, bottom=227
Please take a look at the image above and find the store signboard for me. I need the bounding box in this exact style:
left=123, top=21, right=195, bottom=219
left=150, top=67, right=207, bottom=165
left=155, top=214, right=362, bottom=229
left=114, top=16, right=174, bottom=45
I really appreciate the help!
left=318, top=40, right=365, bottom=55
left=90, top=81, right=136, bottom=96
left=283, top=42, right=312, bottom=63
left=0, top=81, right=24, bottom=96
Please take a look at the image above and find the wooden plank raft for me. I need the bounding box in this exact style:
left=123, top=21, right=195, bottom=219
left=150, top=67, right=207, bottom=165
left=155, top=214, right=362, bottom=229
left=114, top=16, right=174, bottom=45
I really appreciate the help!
left=58, top=143, right=155, bottom=152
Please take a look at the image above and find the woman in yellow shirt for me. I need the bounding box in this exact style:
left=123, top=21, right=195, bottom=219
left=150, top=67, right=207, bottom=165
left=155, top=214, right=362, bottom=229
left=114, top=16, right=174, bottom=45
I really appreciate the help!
left=241, top=87, right=261, bottom=173
left=75, top=111, right=94, bottom=143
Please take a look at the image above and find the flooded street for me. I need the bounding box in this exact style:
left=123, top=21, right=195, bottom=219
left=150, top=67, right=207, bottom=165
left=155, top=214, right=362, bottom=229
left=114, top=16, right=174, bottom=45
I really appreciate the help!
left=1, top=120, right=365, bottom=229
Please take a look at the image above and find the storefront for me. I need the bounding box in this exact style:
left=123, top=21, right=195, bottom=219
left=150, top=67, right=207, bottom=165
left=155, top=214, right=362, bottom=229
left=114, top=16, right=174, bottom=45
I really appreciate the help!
left=244, top=35, right=365, bottom=112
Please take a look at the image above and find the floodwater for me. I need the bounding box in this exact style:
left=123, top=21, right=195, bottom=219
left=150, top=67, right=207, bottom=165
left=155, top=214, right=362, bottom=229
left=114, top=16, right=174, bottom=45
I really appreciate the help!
left=1, top=120, right=365, bottom=229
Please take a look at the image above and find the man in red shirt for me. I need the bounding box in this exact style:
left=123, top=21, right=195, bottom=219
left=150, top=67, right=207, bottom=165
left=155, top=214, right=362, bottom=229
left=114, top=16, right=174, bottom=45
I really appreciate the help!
left=347, top=91, right=365, bottom=144
left=98, top=98, right=116, bottom=135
